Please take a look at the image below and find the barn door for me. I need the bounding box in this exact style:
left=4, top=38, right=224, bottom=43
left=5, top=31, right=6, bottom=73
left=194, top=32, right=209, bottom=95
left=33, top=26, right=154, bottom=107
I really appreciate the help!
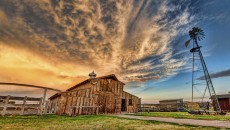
left=121, top=99, right=126, bottom=111
left=98, top=93, right=116, bottom=114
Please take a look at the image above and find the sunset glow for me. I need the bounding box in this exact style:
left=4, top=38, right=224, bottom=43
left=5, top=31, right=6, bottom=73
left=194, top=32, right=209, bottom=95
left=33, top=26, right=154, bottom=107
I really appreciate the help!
left=0, top=0, right=230, bottom=103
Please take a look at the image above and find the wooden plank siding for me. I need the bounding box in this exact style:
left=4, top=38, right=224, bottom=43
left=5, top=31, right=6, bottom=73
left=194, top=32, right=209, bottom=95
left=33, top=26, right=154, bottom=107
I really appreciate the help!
left=211, top=94, right=230, bottom=112
left=218, top=98, right=230, bottom=112
left=49, top=75, right=140, bottom=115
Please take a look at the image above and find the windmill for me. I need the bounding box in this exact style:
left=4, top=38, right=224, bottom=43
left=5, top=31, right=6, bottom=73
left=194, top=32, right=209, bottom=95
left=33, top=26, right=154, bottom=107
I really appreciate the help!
left=185, top=27, right=224, bottom=114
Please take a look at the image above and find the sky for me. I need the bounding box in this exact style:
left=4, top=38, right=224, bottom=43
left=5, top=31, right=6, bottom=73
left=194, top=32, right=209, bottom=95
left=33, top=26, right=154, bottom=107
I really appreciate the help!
left=0, top=0, right=230, bottom=103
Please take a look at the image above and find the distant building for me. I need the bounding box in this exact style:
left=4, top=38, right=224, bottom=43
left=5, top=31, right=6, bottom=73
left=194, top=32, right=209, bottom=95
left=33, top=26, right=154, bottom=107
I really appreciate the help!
left=159, top=99, right=184, bottom=112
left=48, top=72, right=140, bottom=115
left=211, top=94, right=230, bottom=112
left=139, top=104, right=160, bottom=112
left=184, top=101, right=202, bottom=110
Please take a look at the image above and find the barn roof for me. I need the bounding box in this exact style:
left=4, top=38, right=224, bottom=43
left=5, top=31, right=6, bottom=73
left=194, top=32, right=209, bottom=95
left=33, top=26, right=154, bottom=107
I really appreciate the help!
left=123, top=91, right=139, bottom=98
left=66, top=74, right=125, bottom=91
left=211, top=94, right=230, bottom=99
left=49, top=92, right=61, bottom=100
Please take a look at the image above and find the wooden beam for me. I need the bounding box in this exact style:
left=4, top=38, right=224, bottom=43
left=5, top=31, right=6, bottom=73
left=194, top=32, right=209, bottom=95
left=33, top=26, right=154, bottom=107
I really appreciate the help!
left=38, top=97, right=43, bottom=115
left=70, top=106, right=101, bottom=108
left=0, top=82, right=61, bottom=92
left=0, top=96, right=40, bottom=101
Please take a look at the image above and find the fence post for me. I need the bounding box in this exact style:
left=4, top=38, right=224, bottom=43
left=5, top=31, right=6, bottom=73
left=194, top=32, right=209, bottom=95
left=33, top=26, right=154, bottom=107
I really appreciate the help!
left=21, top=96, right=27, bottom=115
left=2, top=95, right=10, bottom=116
left=38, top=97, right=43, bottom=115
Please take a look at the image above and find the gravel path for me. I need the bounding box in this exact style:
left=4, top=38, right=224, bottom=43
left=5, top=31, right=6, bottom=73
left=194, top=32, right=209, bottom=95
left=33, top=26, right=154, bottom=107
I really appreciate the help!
left=115, top=114, right=230, bottom=128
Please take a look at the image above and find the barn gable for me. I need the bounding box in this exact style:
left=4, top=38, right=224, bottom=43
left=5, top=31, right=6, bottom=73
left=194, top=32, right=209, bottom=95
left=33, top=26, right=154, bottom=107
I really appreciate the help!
left=66, top=74, right=124, bottom=91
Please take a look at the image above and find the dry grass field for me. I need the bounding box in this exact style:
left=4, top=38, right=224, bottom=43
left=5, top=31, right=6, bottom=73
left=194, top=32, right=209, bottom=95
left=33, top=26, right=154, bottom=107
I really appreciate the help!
left=0, top=115, right=217, bottom=130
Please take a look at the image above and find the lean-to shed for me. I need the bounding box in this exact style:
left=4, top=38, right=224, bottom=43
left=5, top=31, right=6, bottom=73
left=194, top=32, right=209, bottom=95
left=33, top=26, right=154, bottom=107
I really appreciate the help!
left=211, top=94, right=230, bottom=112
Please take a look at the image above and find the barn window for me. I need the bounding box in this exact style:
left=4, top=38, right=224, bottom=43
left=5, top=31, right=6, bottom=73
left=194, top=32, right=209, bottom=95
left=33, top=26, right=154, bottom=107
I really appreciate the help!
left=129, top=99, right=132, bottom=105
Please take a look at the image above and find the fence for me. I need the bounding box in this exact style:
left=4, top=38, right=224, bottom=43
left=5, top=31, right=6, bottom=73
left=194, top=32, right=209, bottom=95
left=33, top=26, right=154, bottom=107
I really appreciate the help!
left=138, top=104, right=160, bottom=112
left=0, top=95, right=43, bottom=116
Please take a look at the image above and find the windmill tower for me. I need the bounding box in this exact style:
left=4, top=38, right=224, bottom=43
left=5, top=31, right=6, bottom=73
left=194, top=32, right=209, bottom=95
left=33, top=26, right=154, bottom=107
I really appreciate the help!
left=185, top=27, right=222, bottom=113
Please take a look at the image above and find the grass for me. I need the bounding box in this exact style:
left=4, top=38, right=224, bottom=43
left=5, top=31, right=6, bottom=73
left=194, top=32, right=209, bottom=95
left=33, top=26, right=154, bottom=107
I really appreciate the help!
left=0, top=115, right=218, bottom=130
left=132, top=112, right=230, bottom=121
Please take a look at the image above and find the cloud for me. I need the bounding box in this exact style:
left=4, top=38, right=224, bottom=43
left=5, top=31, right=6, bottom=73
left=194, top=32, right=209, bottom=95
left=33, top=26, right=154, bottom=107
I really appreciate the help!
left=198, top=68, right=230, bottom=80
left=0, top=0, right=199, bottom=91
left=0, top=44, right=88, bottom=90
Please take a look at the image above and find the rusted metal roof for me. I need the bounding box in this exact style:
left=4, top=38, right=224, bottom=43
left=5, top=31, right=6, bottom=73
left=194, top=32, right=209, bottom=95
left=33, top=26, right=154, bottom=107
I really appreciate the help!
left=211, top=94, right=230, bottom=99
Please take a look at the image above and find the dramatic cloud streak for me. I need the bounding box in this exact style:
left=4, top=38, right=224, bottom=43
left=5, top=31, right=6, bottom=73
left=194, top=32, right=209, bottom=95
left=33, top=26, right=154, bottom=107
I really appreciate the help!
left=198, top=68, right=230, bottom=80
left=0, top=0, right=198, bottom=91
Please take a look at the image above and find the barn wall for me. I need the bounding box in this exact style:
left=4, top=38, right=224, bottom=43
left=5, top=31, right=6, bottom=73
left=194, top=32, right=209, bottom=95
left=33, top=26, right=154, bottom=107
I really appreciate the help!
left=218, top=98, right=230, bottom=112
left=45, top=96, right=60, bottom=114
left=58, top=88, right=96, bottom=115
left=96, top=78, right=123, bottom=114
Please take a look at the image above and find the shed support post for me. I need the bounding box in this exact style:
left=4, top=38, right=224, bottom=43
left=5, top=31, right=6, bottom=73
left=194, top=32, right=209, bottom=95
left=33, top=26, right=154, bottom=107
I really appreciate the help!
left=2, top=95, right=10, bottom=116
left=42, top=89, right=47, bottom=106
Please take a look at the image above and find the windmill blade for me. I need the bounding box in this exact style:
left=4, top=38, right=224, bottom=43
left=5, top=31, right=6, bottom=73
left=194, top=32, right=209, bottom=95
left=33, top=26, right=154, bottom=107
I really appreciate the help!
left=185, top=39, right=191, bottom=47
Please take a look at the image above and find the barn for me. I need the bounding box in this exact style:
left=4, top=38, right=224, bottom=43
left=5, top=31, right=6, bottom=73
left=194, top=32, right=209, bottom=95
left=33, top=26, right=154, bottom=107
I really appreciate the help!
left=48, top=72, right=140, bottom=115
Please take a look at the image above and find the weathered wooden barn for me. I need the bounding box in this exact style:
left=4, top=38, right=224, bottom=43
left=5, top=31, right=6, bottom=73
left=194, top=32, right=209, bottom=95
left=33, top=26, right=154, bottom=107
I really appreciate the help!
left=211, top=94, right=230, bottom=112
left=48, top=72, right=140, bottom=115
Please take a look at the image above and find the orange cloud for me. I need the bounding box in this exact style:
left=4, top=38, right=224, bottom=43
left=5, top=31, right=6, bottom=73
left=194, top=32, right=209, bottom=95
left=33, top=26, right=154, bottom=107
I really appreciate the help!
left=0, top=44, right=89, bottom=91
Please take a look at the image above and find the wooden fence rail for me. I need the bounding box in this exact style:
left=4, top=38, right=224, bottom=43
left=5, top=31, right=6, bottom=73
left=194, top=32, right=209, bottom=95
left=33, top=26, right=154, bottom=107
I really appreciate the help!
left=0, top=95, right=43, bottom=116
